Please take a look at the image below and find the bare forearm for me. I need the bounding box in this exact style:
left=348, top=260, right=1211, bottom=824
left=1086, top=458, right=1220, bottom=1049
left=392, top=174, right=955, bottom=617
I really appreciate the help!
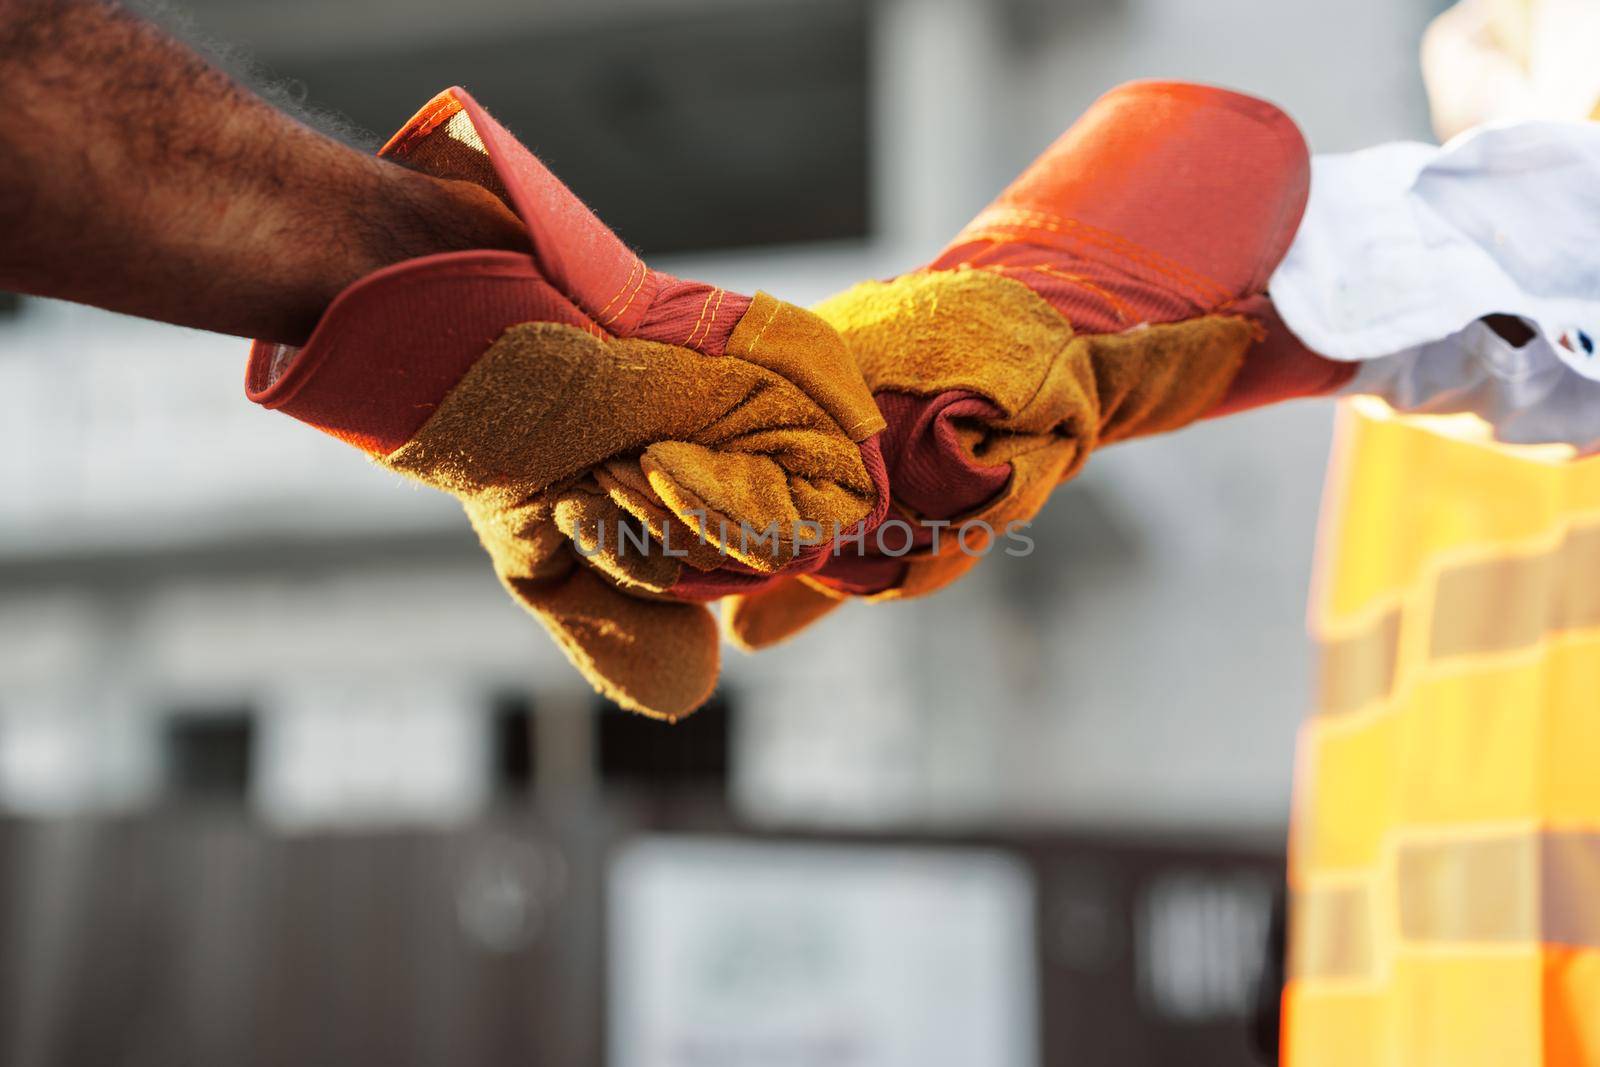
left=0, top=0, right=528, bottom=343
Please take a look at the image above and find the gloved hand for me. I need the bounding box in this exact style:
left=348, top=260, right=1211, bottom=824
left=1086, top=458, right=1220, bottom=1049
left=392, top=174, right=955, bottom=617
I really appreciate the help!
left=725, top=81, right=1352, bottom=649
left=247, top=88, right=886, bottom=719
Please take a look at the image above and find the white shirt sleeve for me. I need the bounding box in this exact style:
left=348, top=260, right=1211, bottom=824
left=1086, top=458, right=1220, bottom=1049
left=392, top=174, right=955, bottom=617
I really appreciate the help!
left=1269, top=121, right=1600, bottom=452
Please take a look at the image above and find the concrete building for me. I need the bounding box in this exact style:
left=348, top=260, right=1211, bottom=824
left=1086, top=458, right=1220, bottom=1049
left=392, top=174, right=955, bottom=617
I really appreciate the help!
left=0, top=1, right=1436, bottom=1062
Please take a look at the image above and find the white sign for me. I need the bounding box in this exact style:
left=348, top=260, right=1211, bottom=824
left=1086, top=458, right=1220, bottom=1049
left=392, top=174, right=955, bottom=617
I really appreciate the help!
left=609, top=836, right=1038, bottom=1067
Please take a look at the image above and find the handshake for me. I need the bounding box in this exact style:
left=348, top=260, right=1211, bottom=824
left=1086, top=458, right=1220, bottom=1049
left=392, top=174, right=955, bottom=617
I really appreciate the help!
left=248, top=81, right=1346, bottom=719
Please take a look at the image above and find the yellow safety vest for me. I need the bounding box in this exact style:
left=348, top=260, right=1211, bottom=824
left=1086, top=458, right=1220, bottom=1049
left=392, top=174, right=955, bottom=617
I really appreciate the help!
left=1285, top=400, right=1600, bottom=1065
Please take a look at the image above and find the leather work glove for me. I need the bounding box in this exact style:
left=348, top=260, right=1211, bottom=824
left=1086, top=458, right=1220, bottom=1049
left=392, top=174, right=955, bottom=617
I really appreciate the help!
left=247, top=88, right=887, bottom=719
left=724, top=81, right=1352, bottom=649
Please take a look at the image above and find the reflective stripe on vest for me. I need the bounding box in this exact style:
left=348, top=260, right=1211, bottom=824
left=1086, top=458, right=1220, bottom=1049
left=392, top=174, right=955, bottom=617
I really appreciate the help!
left=1286, top=404, right=1600, bottom=1067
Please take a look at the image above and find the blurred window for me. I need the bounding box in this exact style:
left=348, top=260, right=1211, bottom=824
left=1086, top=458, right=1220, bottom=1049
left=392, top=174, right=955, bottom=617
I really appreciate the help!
left=596, top=694, right=730, bottom=791
left=490, top=690, right=536, bottom=797
left=260, top=1, right=870, bottom=255
left=164, top=707, right=255, bottom=803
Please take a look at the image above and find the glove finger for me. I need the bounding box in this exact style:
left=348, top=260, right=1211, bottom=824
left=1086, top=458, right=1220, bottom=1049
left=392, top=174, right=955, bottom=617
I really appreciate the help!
left=507, top=565, right=719, bottom=721
left=722, top=577, right=845, bottom=651
left=595, top=460, right=739, bottom=573
left=642, top=440, right=875, bottom=572
left=552, top=483, right=683, bottom=593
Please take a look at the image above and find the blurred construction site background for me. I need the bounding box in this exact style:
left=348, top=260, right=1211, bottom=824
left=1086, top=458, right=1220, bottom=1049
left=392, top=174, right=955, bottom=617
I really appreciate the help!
left=0, top=0, right=1439, bottom=1063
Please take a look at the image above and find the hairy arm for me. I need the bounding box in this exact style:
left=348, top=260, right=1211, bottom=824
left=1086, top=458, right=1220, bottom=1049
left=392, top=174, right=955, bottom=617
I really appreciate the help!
left=0, top=0, right=529, bottom=344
